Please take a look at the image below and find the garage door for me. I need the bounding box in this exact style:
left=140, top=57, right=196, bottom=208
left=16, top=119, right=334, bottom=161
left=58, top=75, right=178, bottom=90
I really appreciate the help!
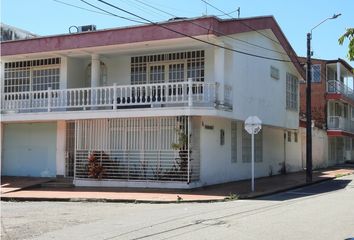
left=2, top=122, right=57, bottom=177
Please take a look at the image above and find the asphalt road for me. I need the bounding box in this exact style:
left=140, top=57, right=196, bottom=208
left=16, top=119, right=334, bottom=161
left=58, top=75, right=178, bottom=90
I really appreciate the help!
left=1, top=174, right=354, bottom=240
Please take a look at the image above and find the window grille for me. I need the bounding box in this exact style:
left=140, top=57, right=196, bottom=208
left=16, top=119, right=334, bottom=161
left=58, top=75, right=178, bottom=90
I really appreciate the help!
left=311, top=64, right=321, bottom=82
left=4, top=58, right=61, bottom=93
left=242, top=127, right=262, bottom=163
left=131, top=50, right=204, bottom=85
left=286, top=72, right=298, bottom=110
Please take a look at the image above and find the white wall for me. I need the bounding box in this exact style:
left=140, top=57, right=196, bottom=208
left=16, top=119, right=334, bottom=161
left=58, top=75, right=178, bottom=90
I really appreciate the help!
left=199, top=116, right=302, bottom=186
left=67, top=57, right=86, bottom=88
left=300, top=127, right=329, bottom=169
left=221, top=30, right=301, bottom=130
left=105, top=55, right=131, bottom=86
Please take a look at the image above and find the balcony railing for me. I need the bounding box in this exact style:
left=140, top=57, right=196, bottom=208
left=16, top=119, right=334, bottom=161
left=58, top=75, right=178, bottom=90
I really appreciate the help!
left=327, top=116, right=354, bottom=133
left=2, top=80, right=222, bottom=113
left=327, top=80, right=354, bottom=102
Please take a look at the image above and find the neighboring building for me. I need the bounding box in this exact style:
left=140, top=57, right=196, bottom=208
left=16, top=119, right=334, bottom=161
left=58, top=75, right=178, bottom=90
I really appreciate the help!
left=298, top=57, right=354, bottom=168
left=0, top=16, right=304, bottom=188
left=0, top=23, right=38, bottom=42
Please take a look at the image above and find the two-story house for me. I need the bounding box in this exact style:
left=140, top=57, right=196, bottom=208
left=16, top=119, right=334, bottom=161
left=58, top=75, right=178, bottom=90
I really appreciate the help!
left=299, top=57, right=354, bottom=168
left=0, top=16, right=304, bottom=188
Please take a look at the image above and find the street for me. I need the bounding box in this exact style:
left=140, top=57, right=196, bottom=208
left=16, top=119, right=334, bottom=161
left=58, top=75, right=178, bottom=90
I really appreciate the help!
left=1, top=174, right=354, bottom=240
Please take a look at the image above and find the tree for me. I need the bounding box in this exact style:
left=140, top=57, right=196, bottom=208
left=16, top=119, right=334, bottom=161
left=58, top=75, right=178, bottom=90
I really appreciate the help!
left=339, top=28, right=354, bottom=61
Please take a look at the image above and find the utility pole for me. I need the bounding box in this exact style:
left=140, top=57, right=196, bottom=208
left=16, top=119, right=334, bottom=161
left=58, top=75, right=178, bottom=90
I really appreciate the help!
left=306, top=13, right=341, bottom=183
left=306, top=32, right=312, bottom=183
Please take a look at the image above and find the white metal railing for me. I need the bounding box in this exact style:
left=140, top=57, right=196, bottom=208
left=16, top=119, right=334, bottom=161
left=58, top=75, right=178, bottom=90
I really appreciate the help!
left=327, top=80, right=354, bottom=101
left=75, top=149, right=199, bottom=182
left=327, top=116, right=354, bottom=133
left=1, top=80, right=219, bottom=113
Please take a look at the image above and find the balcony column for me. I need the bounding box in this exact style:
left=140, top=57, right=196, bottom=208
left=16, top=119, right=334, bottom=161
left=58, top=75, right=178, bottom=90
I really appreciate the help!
left=214, top=43, right=225, bottom=105
left=91, top=54, right=101, bottom=88
left=59, top=57, right=68, bottom=90
left=337, top=62, right=341, bottom=82
left=56, top=121, right=66, bottom=177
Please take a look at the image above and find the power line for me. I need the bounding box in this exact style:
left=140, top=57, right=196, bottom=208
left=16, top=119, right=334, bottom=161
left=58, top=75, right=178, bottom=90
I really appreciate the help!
left=200, top=0, right=282, bottom=46
left=53, top=0, right=112, bottom=16
left=199, top=0, right=305, bottom=74
left=73, top=0, right=147, bottom=24
left=90, top=0, right=292, bottom=63
left=132, top=0, right=288, bottom=56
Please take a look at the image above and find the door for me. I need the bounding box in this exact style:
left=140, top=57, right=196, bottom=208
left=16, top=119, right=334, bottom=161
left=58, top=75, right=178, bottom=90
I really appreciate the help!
left=65, top=121, right=75, bottom=177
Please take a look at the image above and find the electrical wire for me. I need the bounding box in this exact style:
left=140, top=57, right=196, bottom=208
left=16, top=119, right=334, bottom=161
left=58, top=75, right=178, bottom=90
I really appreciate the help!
left=89, top=0, right=292, bottom=63
left=60, top=0, right=147, bottom=24
left=132, top=0, right=288, bottom=56
left=201, top=0, right=281, bottom=46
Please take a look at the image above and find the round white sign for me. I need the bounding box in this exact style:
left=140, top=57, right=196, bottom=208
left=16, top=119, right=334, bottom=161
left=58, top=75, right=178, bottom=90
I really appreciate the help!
left=245, top=116, right=262, bottom=134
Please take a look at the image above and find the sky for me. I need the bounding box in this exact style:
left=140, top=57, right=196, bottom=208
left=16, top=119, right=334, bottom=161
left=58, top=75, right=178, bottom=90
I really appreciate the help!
left=1, top=0, right=353, bottom=66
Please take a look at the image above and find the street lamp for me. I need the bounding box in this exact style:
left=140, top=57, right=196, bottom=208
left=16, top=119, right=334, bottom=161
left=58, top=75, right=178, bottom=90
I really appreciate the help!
left=306, top=13, right=341, bottom=183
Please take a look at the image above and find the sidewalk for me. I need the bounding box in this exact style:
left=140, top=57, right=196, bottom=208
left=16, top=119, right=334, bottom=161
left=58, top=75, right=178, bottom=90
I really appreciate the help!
left=1, top=167, right=353, bottom=203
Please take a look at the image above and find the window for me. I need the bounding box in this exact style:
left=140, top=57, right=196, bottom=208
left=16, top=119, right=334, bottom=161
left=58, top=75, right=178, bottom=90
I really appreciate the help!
left=287, top=131, right=291, bottom=142
left=294, top=132, right=298, bottom=143
left=270, top=66, right=279, bottom=80
left=242, top=127, right=262, bottom=163
left=220, top=129, right=225, bottom=145
left=131, top=50, right=204, bottom=85
left=4, top=58, right=61, bottom=93
left=231, top=122, right=237, bottom=163
left=311, top=65, right=321, bottom=82
left=286, top=73, right=298, bottom=110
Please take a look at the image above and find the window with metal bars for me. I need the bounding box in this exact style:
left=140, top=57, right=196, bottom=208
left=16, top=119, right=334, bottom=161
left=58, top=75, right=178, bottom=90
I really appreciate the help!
left=4, top=58, right=61, bottom=93
left=131, top=50, right=204, bottom=85
left=286, top=72, right=298, bottom=111
left=242, top=127, right=262, bottom=163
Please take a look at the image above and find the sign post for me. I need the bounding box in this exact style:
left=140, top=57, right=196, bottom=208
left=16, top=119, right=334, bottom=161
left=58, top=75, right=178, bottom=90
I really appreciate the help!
left=244, top=116, right=262, bottom=192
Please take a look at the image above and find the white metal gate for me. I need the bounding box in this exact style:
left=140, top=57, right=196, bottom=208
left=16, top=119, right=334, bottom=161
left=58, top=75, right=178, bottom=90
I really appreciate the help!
left=74, top=117, right=199, bottom=182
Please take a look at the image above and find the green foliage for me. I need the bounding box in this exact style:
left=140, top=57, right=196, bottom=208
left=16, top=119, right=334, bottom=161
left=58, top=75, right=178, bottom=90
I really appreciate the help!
left=225, top=192, right=239, bottom=201
left=339, top=28, right=354, bottom=61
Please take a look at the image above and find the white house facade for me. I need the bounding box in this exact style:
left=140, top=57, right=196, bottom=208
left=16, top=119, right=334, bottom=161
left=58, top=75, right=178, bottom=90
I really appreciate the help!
left=0, top=16, right=304, bottom=188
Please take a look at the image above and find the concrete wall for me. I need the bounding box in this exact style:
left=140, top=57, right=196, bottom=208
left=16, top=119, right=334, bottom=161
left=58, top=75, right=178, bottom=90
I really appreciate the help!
left=67, top=57, right=86, bottom=88
left=2, top=122, right=57, bottom=177
left=300, top=127, right=329, bottom=169
left=199, top=116, right=302, bottom=186
left=222, top=30, right=301, bottom=130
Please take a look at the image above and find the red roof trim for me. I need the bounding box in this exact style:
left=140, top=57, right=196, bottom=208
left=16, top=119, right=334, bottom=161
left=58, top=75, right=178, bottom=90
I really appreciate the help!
left=326, top=93, right=354, bottom=106
left=327, top=130, right=354, bottom=138
left=1, top=16, right=304, bottom=78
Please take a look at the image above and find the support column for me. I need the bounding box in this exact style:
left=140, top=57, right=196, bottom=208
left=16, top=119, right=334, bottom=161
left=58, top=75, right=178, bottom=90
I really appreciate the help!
left=337, top=61, right=341, bottom=82
left=56, top=121, right=66, bottom=177
left=60, top=56, right=68, bottom=90
left=0, top=123, right=3, bottom=174
left=214, top=43, right=225, bottom=105
left=91, top=54, right=100, bottom=88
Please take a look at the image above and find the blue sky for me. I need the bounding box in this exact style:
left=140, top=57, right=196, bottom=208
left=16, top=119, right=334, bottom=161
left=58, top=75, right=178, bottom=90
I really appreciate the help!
left=1, top=0, right=353, bottom=66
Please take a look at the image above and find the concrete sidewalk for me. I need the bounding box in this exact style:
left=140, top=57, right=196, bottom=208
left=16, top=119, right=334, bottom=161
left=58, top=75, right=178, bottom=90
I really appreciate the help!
left=1, top=167, right=353, bottom=203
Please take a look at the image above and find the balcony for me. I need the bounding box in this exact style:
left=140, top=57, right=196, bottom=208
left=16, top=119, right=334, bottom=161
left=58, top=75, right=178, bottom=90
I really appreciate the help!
left=327, top=80, right=354, bottom=102
left=1, top=80, right=232, bottom=115
left=327, top=116, right=354, bottom=133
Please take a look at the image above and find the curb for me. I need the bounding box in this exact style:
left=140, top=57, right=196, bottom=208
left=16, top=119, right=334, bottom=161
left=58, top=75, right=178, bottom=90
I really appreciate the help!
left=2, top=172, right=352, bottom=204
left=0, top=196, right=226, bottom=204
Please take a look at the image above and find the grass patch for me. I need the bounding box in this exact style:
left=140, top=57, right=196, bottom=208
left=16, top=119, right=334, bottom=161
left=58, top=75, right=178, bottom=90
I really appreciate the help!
left=224, top=192, right=239, bottom=201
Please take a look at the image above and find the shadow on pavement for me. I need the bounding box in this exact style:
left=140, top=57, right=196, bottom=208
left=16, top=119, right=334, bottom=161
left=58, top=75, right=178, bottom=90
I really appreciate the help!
left=258, top=178, right=352, bottom=201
